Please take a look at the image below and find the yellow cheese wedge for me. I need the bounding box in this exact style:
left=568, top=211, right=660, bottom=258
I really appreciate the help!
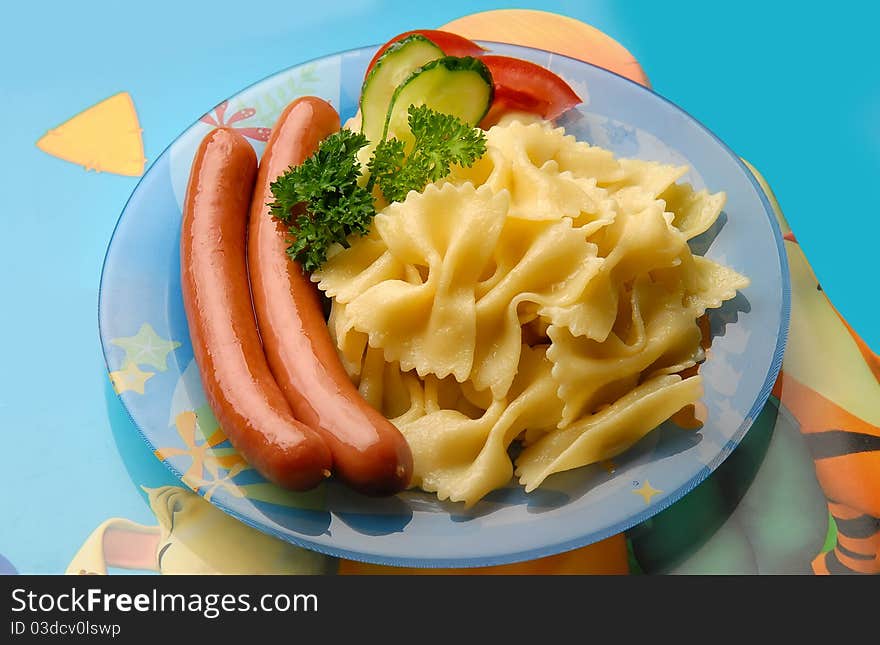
left=36, top=92, right=146, bottom=176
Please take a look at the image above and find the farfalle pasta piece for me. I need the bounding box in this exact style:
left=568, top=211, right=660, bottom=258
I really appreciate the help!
left=486, top=119, right=626, bottom=184
left=544, top=200, right=689, bottom=342
left=650, top=254, right=751, bottom=318
left=683, top=256, right=751, bottom=317
left=515, top=373, right=704, bottom=492
left=601, top=159, right=689, bottom=218
left=660, top=181, right=727, bottom=240
left=604, top=158, right=689, bottom=196
left=471, top=216, right=604, bottom=397
left=314, top=230, right=405, bottom=304
left=447, top=120, right=623, bottom=225
left=547, top=277, right=703, bottom=426
left=335, top=183, right=508, bottom=382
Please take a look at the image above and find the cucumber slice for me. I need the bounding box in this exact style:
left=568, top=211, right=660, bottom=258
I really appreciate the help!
left=382, top=56, right=493, bottom=146
left=360, top=34, right=444, bottom=144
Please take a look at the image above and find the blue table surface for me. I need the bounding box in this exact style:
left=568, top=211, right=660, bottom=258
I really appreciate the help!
left=1, top=0, right=877, bottom=574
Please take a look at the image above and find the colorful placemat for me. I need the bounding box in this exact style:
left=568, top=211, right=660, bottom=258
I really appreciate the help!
left=30, top=10, right=880, bottom=576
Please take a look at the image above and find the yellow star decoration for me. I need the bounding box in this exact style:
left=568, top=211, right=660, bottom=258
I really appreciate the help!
left=155, top=410, right=250, bottom=501
left=632, top=480, right=663, bottom=505
left=111, top=323, right=181, bottom=372
left=195, top=460, right=250, bottom=502
left=109, top=361, right=155, bottom=394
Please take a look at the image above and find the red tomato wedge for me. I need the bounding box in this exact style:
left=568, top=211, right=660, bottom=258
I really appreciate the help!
left=479, top=85, right=549, bottom=129
left=479, top=55, right=582, bottom=126
left=366, top=29, right=486, bottom=77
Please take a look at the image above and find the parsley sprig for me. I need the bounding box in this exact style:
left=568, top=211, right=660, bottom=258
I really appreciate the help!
left=268, top=105, right=486, bottom=272
left=368, top=104, right=487, bottom=202
left=268, top=129, right=374, bottom=273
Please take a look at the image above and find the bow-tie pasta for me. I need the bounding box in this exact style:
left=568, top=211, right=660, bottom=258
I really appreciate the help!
left=313, top=118, right=749, bottom=507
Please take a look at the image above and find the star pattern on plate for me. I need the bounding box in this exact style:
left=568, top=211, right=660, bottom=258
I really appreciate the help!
left=110, top=323, right=181, bottom=372
left=632, top=480, right=663, bottom=505
left=109, top=362, right=155, bottom=395
left=156, top=410, right=249, bottom=501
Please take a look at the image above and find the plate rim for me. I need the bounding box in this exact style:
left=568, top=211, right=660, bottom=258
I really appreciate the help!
left=97, top=41, right=791, bottom=568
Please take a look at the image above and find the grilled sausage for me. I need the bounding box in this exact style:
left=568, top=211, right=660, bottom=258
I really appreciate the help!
left=181, top=127, right=332, bottom=490
left=248, top=97, right=413, bottom=496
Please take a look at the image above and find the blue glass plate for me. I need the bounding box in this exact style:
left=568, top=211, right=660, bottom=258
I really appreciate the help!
left=98, top=43, right=789, bottom=568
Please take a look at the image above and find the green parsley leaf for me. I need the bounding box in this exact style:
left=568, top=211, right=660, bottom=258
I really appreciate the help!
left=368, top=104, right=487, bottom=203
left=268, top=129, right=375, bottom=272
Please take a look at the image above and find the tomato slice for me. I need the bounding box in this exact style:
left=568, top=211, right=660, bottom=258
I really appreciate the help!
left=479, top=85, right=549, bottom=129
left=366, top=29, right=486, bottom=77
left=480, top=55, right=582, bottom=122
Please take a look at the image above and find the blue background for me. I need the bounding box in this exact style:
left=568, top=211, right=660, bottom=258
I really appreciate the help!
left=0, top=0, right=877, bottom=573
